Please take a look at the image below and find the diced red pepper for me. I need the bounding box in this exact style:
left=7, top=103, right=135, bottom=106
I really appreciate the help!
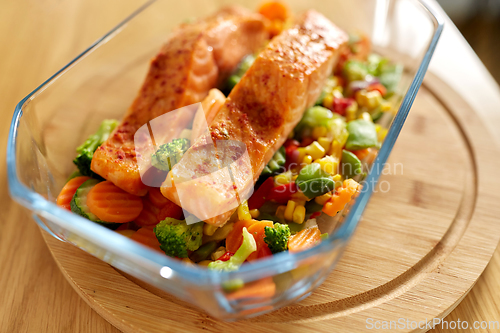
left=248, top=177, right=275, bottom=210
left=218, top=252, right=234, bottom=262
left=310, top=211, right=322, bottom=219
left=284, top=139, right=300, bottom=158
left=266, top=182, right=298, bottom=204
left=367, top=82, right=387, bottom=96
left=332, top=97, right=354, bottom=116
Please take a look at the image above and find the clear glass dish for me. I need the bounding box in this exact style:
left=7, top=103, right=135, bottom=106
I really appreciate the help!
left=7, top=0, right=443, bottom=320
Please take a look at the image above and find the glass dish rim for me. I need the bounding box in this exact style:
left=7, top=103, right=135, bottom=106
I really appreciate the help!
left=7, top=0, right=444, bottom=285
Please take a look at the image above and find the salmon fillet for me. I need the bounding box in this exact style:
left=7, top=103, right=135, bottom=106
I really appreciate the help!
left=91, top=6, right=268, bottom=196
left=161, top=10, right=348, bottom=226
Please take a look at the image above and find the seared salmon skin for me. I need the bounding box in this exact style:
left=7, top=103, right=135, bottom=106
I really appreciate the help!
left=91, top=6, right=268, bottom=196
left=162, top=10, right=348, bottom=226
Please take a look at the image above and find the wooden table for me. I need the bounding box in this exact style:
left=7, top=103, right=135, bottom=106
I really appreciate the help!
left=1, top=1, right=499, bottom=332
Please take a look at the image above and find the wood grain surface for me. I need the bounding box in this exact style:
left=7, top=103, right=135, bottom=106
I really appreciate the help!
left=1, top=1, right=500, bottom=333
left=39, top=73, right=500, bottom=333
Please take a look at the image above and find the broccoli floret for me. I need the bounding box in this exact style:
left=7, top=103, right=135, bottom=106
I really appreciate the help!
left=151, top=138, right=190, bottom=171
left=208, top=227, right=257, bottom=272
left=264, top=223, right=291, bottom=254
left=73, top=119, right=118, bottom=177
left=154, top=217, right=203, bottom=258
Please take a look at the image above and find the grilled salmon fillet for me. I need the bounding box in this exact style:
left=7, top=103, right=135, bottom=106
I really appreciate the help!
left=91, top=6, right=268, bottom=196
left=161, top=10, right=348, bottom=226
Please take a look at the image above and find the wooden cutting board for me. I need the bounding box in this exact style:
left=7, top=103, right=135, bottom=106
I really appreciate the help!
left=43, top=74, right=500, bottom=332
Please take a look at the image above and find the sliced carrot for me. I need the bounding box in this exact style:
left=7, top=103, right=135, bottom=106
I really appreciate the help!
left=56, top=176, right=91, bottom=210
left=156, top=199, right=184, bottom=221
left=258, top=1, right=288, bottom=21
left=288, top=226, right=321, bottom=253
left=116, top=229, right=136, bottom=238
left=226, top=277, right=276, bottom=301
left=322, top=179, right=359, bottom=217
left=246, top=220, right=273, bottom=261
left=148, top=187, right=170, bottom=208
left=131, top=227, right=163, bottom=253
left=135, top=198, right=161, bottom=227
left=351, top=148, right=370, bottom=160
left=87, top=181, right=143, bottom=223
left=225, top=220, right=256, bottom=253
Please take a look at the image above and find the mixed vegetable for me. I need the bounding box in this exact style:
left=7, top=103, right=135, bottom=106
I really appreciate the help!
left=56, top=8, right=401, bottom=271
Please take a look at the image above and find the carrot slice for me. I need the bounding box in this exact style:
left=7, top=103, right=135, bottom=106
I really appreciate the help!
left=131, top=228, right=163, bottom=253
left=226, top=277, right=276, bottom=301
left=156, top=199, right=184, bottom=221
left=288, top=226, right=321, bottom=253
left=56, top=176, right=91, bottom=210
left=135, top=198, right=160, bottom=227
left=148, top=187, right=170, bottom=208
left=322, top=179, right=359, bottom=217
left=225, top=220, right=256, bottom=253
left=246, top=220, right=273, bottom=261
left=87, top=181, right=143, bottom=223
left=258, top=1, right=288, bottom=21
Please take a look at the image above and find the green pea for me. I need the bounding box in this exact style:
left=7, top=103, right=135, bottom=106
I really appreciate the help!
left=297, top=177, right=336, bottom=199
left=296, top=163, right=330, bottom=183
left=296, top=163, right=336, bottom=199
left=343, top=60, right=368, bottom=82
left=189, top=241, right=218, bottom=263
left=345, top=119, right=378, bottom=150
left=341, top=150, right=362, bottom=179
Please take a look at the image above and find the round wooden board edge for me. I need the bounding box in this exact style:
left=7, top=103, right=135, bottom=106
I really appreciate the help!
left=42, top=73, right=500, bottom=333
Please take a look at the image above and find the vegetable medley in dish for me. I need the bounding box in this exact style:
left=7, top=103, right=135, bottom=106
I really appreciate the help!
left=56, top=1, right=402, bottom=272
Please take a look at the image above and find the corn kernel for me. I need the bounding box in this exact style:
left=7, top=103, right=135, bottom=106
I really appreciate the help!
left=380, top=101, right=392, bottom=112
left=292, top=205, right=306, bottom=224
left=359, top=111, right=373, bottom=122
left=249, top=209, right=260, bottom=219
left=291, top=190, right=310, bottom=202
left=378, top=127, right=388, bottom=142
left=333, top=174, right=343, bottom=189
left=203, top=223, right=218, bottom=236
left=211, top=246, right=227, bottom=260
left=293, top=199, right=306, bottom=207
left=284, top=200, right=296, bottom=221
left=318, top=155, right=339, bottom=175
left=297, top=147, right=306, bottom=163
left=305, top=141, right=326, bottom=160
left=274, top=171, right=292, bottom=186
left=317, top=137, right=332, bottom=150
left=302, top=155, right=313, bottom=165
left=346, top=101, right=358, bottom=122
left=276, top=205, right=286, bottom=220
left=315, top=192, right=333, bottom=205
left=356, top=90, right=382, bottom=109
left=329, top=140, right=342, bottom=160
left=332, top=86, right=343, bottom=98
left=237, top=201, right=252, bottom=221
left=322, top=93, right=334, bottom=109
left=312, top=126, right=328, bottom=140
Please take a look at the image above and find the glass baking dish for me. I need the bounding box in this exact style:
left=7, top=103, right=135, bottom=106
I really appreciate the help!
left=7, top=0, right=443, bottom=320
